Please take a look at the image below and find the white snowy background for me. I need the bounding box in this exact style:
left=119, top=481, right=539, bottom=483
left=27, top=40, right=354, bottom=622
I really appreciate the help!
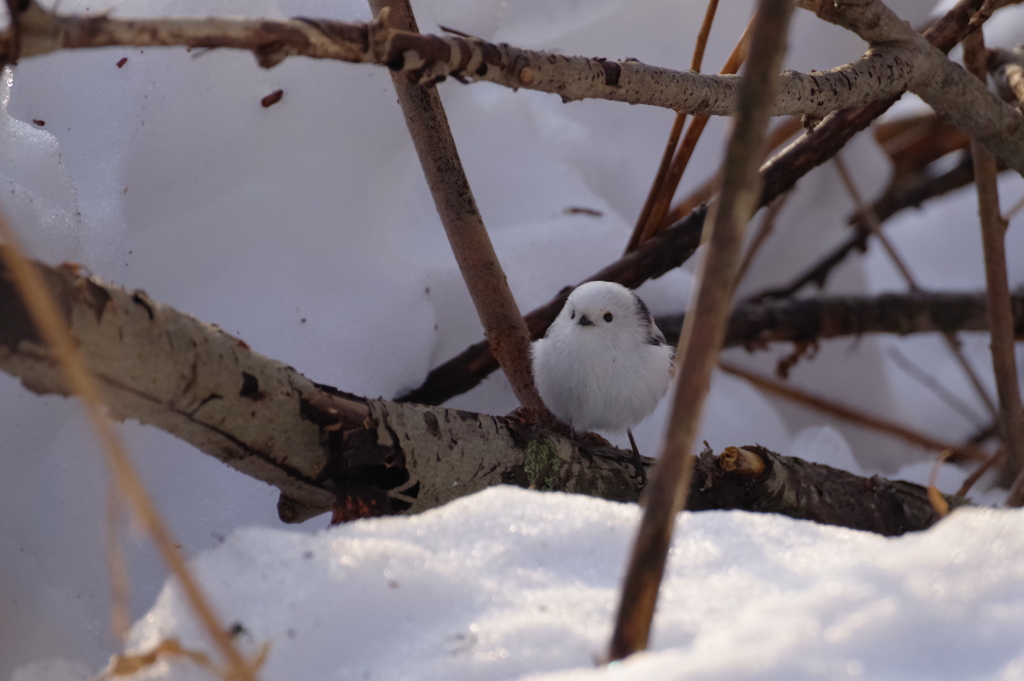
left=2, top=0, right=1024, bottom=679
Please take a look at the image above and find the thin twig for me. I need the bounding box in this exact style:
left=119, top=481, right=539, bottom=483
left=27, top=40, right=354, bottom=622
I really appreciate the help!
left=609, top=0, right=794, bottom=661
left=367, top=0, right=544, bottom=410
left=0, top=220, right=259, bottom=679
left=833, top=153, right=998, bottom=419
left=964, top=30, right=1024, bottom=504
left=633, top=16, right=756, bottom=250
left=626, top=0, right=719, bottom=255
left=719, top=361, right=990, bottom=461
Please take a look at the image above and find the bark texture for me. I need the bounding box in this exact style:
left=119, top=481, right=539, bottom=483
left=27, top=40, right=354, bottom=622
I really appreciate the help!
left=0, top=0, right=1021, bottom=170
left=0, top=250, right=967, bottom=532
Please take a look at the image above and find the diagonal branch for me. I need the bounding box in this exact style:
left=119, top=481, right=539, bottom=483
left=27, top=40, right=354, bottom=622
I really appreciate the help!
left=610, top=0, right=794, bottom=660
left=364, top=0, right=543, bottom=410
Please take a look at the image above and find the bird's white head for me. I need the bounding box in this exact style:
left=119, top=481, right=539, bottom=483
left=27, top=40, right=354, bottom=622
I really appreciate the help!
left=555, top=281, right=653, bottom=340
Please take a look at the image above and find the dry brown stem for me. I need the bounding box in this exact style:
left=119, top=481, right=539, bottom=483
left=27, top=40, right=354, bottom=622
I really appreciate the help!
left=609, top=0, right=794, bottom=661
left=964, top=31, right=1024, bottom=503
left=0, top=236, right=259, bottom=679
left=626, top=0, right=720, bottom=256
left=627, top=12, right=752, bottom=253
left=694, top=290, right=1024, bottom=347
left=367, top=0, right=543, bottom=410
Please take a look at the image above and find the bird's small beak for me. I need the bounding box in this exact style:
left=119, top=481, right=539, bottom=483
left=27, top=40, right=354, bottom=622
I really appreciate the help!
left=578, top=315, right=594, bottom=327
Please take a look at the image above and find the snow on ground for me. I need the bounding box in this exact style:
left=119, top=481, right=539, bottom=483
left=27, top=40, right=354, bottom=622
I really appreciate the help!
left=14, top=487, right=1024, bottom=681
left=2, top=0, right=1024, bottom=677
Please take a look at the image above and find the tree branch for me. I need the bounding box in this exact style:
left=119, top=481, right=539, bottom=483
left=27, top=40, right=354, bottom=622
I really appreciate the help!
left=962, top=30, right=1024, bottom=501
left=0, top=250, right=969, bottom=532
left=366, top=0, right=543, bottom=410
left=656, top=291, right=1024, bottom=349
left=798, top=0, right=1024, bottom=174
left=611, top=0, right=794, bottom=660
left=758, top=0, right=994, bottom=208
left=1, top=0, right=1021, bottom=173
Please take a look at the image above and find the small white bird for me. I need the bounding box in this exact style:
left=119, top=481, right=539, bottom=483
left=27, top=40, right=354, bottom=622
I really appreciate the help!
left=531, top=281, right=675, bottom=454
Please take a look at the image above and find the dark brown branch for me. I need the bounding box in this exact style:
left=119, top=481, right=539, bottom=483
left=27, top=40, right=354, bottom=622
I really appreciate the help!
left=965, top=31, right=1024, bottom=502
left=658, top=291, right=1024, bottom=349
left=689, top=445, right=966, bottom=536
left=611, top=0, right=794, bottom=660
left=367, top=0, right=543, bottom=410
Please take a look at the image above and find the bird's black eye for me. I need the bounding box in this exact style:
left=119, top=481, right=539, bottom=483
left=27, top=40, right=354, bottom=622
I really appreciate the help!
left=570, top=310, right=576, bottom=320
left=603, top=312, right=613, bottom=322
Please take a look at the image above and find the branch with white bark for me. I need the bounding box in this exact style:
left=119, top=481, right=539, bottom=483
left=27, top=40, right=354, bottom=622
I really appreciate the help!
left=0, top=249, right=975, bottom=530
left=2, top=0, right=1022, bottom=172
left=798, top=0, right=1024, bottom=174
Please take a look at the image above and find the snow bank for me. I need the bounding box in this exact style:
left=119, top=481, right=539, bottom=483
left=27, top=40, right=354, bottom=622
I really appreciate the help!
left=15, top=487, right=1024, bottom=681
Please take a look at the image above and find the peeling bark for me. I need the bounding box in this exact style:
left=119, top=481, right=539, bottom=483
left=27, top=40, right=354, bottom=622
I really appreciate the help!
left=0, top=250, right=968, bottom=533
left=0, top=0, right=1021, bottom=171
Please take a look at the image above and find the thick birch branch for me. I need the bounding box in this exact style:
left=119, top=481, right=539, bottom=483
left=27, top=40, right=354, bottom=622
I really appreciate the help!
left=799, top=0, right=1024, bottom=174
left=0, top=2, right=905, bottom=117
left=0, top=249, right=965, bottom=531
left=2, top=0, right=1022, bottom=171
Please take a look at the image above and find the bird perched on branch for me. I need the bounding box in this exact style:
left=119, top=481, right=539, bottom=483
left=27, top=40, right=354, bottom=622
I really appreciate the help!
left=531, top=281, right=675, bottom=479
